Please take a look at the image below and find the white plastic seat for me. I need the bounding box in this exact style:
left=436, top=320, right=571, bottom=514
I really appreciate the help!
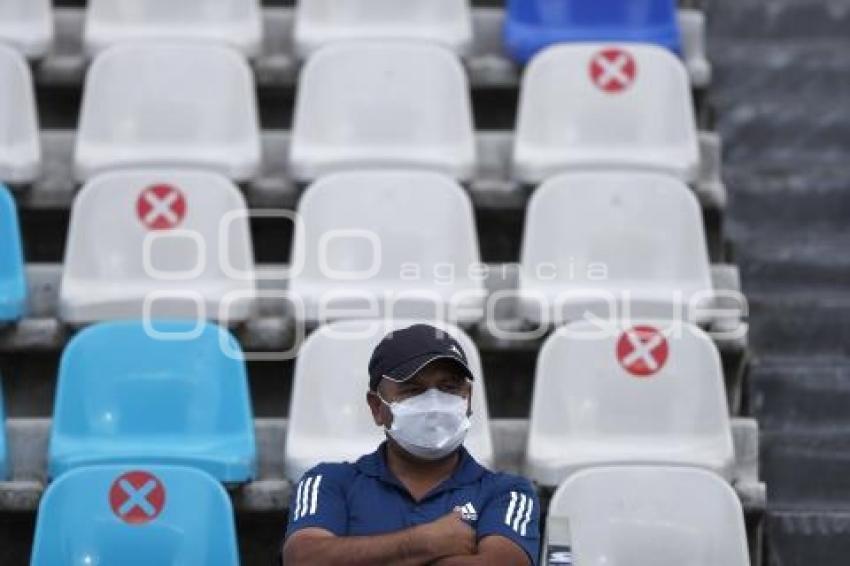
left=0, top=45, right=40, bottom=183
left=513, top=43, right=700, bottom=184
left=525, top=320, right=734, bottom=487
left=75, top=43, right=261, bottom=183
left=518, top=172, right=714, bottom=326
left=294, top=0, right=473, bottom=58
left=0, top=0, right=53, bottom=59
left=285, top=319, right=494, bottom=481
left=289, top=171, right=485, bottom=326
left=545, top=467, right=750, bottom=566
left=59, top=169, right=257, bottom=324
left=290, top=42, right=477, bottom=183
left=84, top=0, right=263, bottom=58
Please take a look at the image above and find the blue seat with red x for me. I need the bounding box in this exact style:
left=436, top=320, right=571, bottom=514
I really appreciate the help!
left=31, top=465, right=240, bottom=566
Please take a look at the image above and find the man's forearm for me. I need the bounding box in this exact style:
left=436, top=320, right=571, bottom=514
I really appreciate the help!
left=431, top=555, right=526, bottom=566
left=430, top=556, right=487, bottom=565
left=430, top=535, right=531, bottom=566
left=284, top=529, right=434, bottom=566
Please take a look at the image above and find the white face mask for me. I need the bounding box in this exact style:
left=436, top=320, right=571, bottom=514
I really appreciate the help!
left=378, top=387, right=472, bottom=461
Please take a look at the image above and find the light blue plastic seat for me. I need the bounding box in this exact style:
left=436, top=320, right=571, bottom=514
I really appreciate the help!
left=31, top=465, right=240, bottom=566
left=0, top=184, right=26, bottom=321
left=0, top=377, right=7, bottom=480
left=505, top=0, right=682, bottom=64
left=48, top=320, right=256, bottom=483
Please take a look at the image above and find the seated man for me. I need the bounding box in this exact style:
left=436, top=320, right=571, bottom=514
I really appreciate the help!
left=282, top=324, right=540, bottom=565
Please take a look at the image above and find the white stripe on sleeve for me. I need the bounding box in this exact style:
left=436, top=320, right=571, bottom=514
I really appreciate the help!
left=512, top=494, right=527, bottom=533
left=520, top=498, right=534, bottom=536
left=293, top=479, right=304, bottom=520
left=504, top=491, right=518, bottom=527
left=309, top=475, right=323, bottom=516
left=299, top=477, right=313, bottom=520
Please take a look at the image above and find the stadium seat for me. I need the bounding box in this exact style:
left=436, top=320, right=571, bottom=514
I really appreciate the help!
left=84, top=0, right=263, bottom=58
left=290, top=42, right=477, bottom=183
left=0, top=46, right=40, bottom=183
left=0, top=185, right=27, bottom=322
left=294, top=0, right=473, bottom=58
left=288, top=171, right=486, bottom=326
left=518, top=172, right=714, bottom=326
left=285, top=319, right=494, bottom=481
left=59, top=170, right=256, bottom=324
left=48, top=321, right=256, bottom=483
left=504, top=0, right=681, bottom=64
left=31, top=465, right=240, bottom=566
left=513, top=43, right=699, bottom=185
left=0, top=377, right=7, bottom=480
left=545, top=466, right=750, bottom=566
left=0, top=0, right=53, bottom=59
left=679, top=8, right=711, bottom=87
left=525, top=320, right=734, bottom=487
left=74, top=43, right=261, bottom=183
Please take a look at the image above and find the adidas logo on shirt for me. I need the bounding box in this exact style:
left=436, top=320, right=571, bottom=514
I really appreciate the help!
left=454, top=502, right=478, bottom=522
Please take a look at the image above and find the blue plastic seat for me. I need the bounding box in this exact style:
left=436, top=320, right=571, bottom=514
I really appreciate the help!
left=48, top=320, right=256, bottom=483
left=0, top=184, right=26, bottom=321
left=505, top=0, right=682, bottom=64
left=31, top=465, right=240, bottom=566
left=0, top=377, right=7, bottom=480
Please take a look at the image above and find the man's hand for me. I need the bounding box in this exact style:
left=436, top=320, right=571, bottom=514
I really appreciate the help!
left=413, top=510, right=477, bottom=560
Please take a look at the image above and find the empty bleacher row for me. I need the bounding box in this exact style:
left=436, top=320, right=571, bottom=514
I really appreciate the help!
left=12, top=0, right=712, bottom=87
left=0, top=1, right=762, bottom=565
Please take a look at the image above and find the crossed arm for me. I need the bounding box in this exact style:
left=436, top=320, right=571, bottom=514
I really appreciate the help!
left=282, top=511, right=530, bottom=566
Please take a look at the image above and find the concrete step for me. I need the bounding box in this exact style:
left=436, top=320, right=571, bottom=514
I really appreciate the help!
left=726, top=164, right=850, bottom=229
left=731, top=229, right=850, bottom=295
left=747, top=294, right=850, bottom=357
left=761, top=430, right=850, bottom=511
left=750, top=356, right=850, bottom=432
left=710, top=0, right=850, bottom=41
left=711, top=40, right=850, bottom=165
left=766, top=510, right=850, bottom=566
left=0, top=417, right=763, bottom=511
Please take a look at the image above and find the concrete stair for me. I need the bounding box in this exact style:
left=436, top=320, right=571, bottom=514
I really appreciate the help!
left=711, top=1, right=850, bottom=563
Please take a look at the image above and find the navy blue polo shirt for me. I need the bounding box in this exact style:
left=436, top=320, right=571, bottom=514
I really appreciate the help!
left=285, top=443, right=541, bottom=565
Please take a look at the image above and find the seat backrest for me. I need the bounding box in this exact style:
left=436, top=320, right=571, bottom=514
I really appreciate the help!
left=290, top=41, right=476, bottom=182
left=85, top=0, right=263, bottom=57
left=286, top=319, right=493, bottom=475
left=508, top=0, right=678, bottom=34
left=513, top=43, right=698, bottom=183
left=0, top=376, right=7, bottom=480
left=529, top=320, right=731, bottom=441
left=60, top=169, right=254, bottom=320
left=0, top=184, right=27, bottom=321
left=289, top=170, right=483, bottom=317
left=520, top=172, right=711, bottom=294
left=75, top=43, right=260, bottom=182
left=51, top=321, right=253, bottom=439
left=31, top=465, right=240, bottom=566
left=547, top=466, right=750, bottom=566
left=0, top=45, right=40, bottom=183
left=294, top=0, right=473, bottom=57
left=0, top=0, right=53, bottom=58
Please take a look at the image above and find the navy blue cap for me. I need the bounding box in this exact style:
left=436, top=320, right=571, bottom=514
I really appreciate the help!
left=368, top=324, right=473, bottom=391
